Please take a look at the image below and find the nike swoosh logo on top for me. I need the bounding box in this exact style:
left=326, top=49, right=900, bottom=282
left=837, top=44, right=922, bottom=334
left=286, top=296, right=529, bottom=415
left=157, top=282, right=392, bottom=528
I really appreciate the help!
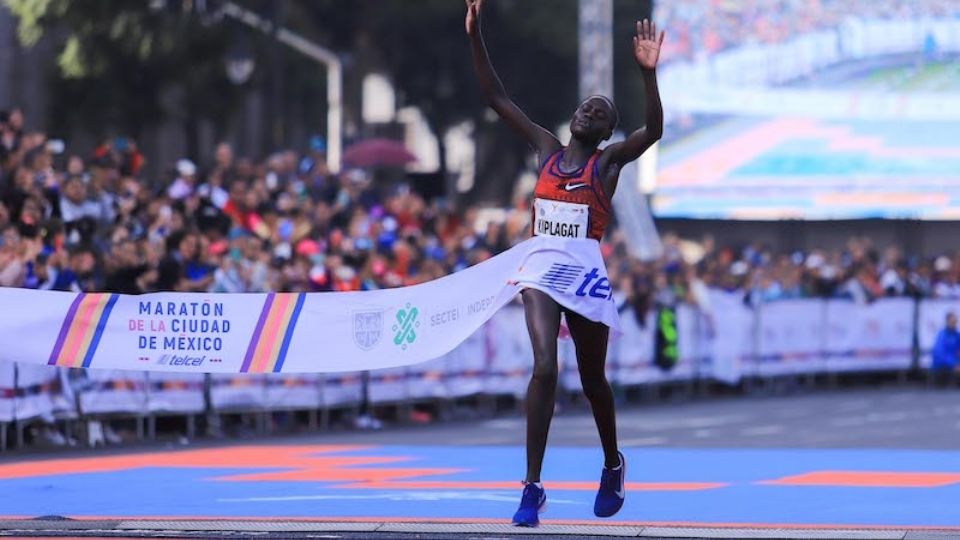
left=615, top=455, right=626, bottom=498
left=564, top=183, right=589, bottom=191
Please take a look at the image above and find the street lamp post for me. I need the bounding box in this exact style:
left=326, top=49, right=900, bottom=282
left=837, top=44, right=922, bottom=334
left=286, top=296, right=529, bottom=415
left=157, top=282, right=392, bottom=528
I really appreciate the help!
left=578, top=0, right=614, bottom=101
left=216, top=1, right=343, bottom=173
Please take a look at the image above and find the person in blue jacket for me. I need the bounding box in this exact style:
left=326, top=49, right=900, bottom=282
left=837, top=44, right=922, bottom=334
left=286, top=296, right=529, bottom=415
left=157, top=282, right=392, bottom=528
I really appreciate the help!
left=932, top=312, right=960, bottom=385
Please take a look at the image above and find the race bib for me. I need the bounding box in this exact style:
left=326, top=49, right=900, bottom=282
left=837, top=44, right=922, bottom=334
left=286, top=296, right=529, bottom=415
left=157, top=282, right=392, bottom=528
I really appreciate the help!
left=533, top=198, right=588, bottom=239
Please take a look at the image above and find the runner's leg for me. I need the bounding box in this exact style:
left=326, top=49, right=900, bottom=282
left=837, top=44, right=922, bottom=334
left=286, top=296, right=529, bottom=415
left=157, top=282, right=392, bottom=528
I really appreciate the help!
left=566, top=309, right=618, bottom=468
left=521, top=288, right=562, bottom=482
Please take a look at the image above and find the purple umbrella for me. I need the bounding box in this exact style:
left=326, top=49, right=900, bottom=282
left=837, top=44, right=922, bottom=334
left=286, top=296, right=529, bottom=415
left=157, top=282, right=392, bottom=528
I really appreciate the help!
left=343, top=138, right=417, bottom=168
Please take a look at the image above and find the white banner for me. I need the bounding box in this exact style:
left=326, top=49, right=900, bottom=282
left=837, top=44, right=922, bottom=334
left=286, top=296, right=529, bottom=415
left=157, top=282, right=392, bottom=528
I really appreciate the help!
left=146, top=372, right=205, bottom=414
left=13, top=364, right=60, bottom=422
left=209, top=373, right=265, bottom=411
left=675, top=304, right=706, bottom=381
left=25, top=365, right=74, bottom=421
left=754, top=300, right=826, bottom=376
left=406, top=358, right=448, bottom=401
left=557, top=329, right=581, bottom=393
left=0, top=237, right=618, bottom=375
left=485, top=304, right=533, bottom=397
left=369, top=366, right=409, bottom=405
left=77, top=370, right=147, bottom=416
left=0, top=363, right=74, bottom=423
left=320, top=373, right=363, bottom=408
left=433, top=324, right=489, bottom=399
left=824, top=298, right=914, bottom=372
left=706, top=291, right=753, bottom=384
left=264, top=374, right=322, bottom=410
left=609, top=309, right=656, bottom=386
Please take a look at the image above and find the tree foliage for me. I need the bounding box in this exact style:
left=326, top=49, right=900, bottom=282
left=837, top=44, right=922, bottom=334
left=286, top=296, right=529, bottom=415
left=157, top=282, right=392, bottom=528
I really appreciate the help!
left=4, top=0, right=239, bottom=139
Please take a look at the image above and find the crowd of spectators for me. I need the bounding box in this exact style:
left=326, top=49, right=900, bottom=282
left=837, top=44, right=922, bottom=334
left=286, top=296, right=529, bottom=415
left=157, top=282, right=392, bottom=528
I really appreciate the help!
left=0, top=108, right=517, bottom=300
left=656, top=0, right=960, bottom=62
left=604, top=230, right=960, bottom=329
left=3, top=106, right=960, bottom=327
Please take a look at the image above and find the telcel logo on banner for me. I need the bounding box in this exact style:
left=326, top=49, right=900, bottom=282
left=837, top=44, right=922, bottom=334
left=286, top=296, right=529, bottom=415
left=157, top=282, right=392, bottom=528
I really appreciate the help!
left=538, top=264, right=613, bottom=300
left=157, top=354, right=206, bottom=367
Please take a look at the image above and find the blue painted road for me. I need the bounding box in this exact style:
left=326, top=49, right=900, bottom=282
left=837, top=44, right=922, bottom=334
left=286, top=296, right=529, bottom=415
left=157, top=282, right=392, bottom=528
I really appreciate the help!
left=2, top=444, right=960, bottom=528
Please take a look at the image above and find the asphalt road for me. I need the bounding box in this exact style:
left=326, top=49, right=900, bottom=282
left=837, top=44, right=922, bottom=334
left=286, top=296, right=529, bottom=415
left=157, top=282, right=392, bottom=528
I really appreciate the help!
left=313, top=384, right=960, bottom=450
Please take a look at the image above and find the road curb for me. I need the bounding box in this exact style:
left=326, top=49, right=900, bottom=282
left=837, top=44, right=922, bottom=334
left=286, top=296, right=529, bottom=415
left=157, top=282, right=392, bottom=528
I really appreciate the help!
left=1, top=518, right=957, bottom=539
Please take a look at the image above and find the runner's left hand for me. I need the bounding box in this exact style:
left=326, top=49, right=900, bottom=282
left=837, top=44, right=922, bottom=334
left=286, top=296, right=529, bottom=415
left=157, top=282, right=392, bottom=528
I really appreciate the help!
left=633, top=19, right=665, bottom=70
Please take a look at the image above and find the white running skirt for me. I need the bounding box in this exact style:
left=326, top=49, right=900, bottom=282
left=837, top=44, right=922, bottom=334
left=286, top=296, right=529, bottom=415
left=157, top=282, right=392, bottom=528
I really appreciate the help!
left=0, top=236, right=619, bottom=374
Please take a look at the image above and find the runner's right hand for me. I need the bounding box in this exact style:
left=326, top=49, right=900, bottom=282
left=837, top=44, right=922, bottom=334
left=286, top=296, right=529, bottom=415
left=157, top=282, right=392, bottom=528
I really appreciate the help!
left=465, top=0, right=484, bottom=36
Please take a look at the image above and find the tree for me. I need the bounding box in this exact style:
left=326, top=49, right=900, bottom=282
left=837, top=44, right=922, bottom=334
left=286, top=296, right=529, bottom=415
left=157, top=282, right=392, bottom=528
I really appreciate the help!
left=4, top=0, right=240, bottom=153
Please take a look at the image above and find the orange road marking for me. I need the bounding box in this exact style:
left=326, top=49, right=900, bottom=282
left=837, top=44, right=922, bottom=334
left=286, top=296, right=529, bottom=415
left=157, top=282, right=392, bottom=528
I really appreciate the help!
left=762, top=471, right=960, bottom=488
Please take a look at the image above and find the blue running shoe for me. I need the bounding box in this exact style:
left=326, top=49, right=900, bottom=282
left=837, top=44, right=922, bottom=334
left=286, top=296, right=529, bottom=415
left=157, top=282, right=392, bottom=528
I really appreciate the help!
left=594, top=451, right=625, bottom=518
left=512, top=482, right=547, bottom=527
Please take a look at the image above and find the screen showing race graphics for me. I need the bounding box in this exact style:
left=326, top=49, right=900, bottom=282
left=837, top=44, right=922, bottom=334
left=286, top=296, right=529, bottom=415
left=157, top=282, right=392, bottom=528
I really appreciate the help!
left=651, top=0, right=960, bottom=220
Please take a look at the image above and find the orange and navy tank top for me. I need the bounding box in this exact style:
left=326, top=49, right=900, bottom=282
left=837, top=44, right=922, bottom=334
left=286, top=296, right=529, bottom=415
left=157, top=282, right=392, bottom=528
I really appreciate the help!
left=531, top=149, right=611, bottom=241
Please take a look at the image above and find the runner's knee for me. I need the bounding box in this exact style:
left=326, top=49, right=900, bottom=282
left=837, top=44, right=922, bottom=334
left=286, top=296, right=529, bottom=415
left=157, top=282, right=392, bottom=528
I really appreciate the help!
left=579, top=366, right=609, bottom=397
left=531, top=356, right=558, bottom=382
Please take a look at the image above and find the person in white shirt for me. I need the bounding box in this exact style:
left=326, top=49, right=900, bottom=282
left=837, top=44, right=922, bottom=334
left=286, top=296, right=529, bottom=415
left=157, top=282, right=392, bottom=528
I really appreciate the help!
left=168, top=159, right=197, bottom=200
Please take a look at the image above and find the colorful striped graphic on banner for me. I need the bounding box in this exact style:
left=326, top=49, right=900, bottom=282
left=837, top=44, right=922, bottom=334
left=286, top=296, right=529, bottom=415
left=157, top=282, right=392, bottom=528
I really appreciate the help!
left=48, top=293, right=120, bottom=368
left=240, top=293, right=307, bottom=373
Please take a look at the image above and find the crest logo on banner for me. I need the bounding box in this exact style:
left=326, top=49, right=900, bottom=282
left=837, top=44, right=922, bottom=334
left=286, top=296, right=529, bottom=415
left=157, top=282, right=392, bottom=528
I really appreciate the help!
left=353, top=310, right=384, bottom=350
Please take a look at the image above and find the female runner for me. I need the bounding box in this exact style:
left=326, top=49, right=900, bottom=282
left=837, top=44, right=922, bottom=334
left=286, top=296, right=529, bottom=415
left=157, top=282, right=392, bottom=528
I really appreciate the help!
left=465, top=0, right=664, bottom=526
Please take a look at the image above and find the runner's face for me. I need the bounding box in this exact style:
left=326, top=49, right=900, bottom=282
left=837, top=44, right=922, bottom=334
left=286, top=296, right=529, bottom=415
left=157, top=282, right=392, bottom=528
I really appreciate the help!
left=570, top=98, right=614, bottom=142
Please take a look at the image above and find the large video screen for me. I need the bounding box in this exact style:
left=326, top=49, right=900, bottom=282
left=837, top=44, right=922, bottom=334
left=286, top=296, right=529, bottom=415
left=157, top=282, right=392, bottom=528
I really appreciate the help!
left=651, top=1, right=960, bottom=220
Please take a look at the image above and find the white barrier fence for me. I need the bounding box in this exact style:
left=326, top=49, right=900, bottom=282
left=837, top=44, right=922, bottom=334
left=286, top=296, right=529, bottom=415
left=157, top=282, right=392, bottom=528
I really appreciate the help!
left=1, top=295, right=954, bottom=427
